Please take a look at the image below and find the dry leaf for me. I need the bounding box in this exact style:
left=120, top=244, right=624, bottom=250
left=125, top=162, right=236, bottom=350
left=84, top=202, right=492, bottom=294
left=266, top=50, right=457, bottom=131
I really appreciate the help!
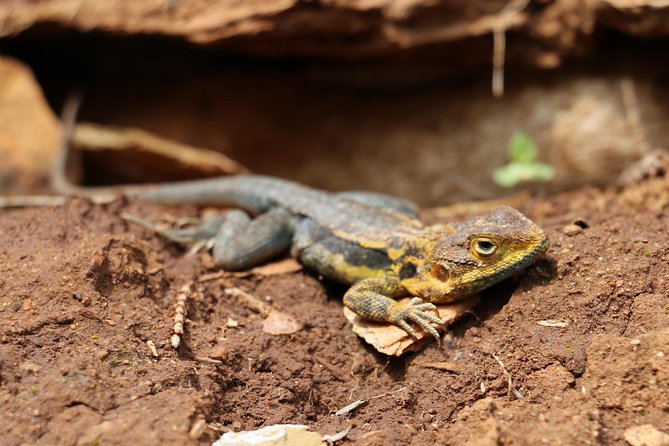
left=344, top=297, right=479, bottom=356
left=262, top=310, right=303, bottom=335
left=247, top=258, right=303, bottom=276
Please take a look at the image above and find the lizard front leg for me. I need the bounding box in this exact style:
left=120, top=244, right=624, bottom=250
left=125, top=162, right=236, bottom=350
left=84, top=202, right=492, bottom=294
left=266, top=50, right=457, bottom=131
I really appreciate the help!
left=212, top=208, right=295, bottom=270
left=343, top=277, right=443, bottom=341
left=124, top=208, right=295, bottom=271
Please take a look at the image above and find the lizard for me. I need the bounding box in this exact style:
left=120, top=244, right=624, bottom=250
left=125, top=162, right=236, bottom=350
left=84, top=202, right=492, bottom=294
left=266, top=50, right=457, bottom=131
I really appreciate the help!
left=115, top=175, right=550, bottom=342
left=49, top=97, right=549, bottom=341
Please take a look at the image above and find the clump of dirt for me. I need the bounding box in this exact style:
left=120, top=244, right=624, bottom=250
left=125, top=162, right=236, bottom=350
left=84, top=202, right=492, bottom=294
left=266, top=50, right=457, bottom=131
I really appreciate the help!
left=1, top=176, right=668, bottom=445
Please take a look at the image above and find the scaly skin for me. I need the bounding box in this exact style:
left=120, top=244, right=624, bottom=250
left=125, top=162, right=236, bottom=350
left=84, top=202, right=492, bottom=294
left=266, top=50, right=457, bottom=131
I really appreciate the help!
left=126, top=176, right=550, bottom=341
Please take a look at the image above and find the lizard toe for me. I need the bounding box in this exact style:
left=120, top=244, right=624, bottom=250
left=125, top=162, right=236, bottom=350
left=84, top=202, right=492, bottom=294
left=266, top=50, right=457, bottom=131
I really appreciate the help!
left=412, top=302, right=439, bottom=313
left=397, top=320, right=419, bottom=339
left=407, top=297, right=439, bottom=314
left=406, top=311, right=442, bottom=343
left=390, top=301, right=443, bottom=344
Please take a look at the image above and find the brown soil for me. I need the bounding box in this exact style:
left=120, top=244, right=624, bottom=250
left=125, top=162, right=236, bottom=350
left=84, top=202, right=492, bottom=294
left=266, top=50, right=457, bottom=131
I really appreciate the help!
left=1, top=178, right=668, bottom=445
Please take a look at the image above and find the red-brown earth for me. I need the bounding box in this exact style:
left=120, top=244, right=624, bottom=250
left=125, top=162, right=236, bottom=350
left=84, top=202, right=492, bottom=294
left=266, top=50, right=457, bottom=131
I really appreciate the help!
left=1, top=173, right=668, bottom=445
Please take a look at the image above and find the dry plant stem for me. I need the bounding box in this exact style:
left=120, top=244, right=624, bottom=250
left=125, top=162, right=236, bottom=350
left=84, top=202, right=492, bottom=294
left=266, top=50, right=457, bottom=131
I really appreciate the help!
left=334, top=400, right=367, bottom=416
left=537, top=319, right=568, bottom=328
left=620, top=77, right=650, bottom=154
left=492, top=353, right=524, bottom=399
left=492, top=0, right=531, bottom=98
left=225, top=287, right=272, bottom=317
left=197, top=271, right=227, bottom=282
left=492, top=25, right=506, bottom=98
left=171, top=282, right=192, bottom=348
left=195, top=356, right=223, bottom=365
left=334, top=386, right=406, bottom=416
left=322, top=426, right=351, bottom=443
left=0, top=196, right=66, bottom=208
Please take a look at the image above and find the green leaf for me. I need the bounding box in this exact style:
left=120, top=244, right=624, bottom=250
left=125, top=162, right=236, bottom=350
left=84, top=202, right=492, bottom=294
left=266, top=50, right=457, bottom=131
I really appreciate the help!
left=507, top=131, right=538, bottom=164
left=492, top=162, right=555, bottom=188
left=492, top=163, right=526, bottom=188
left=528, top=162, right=556, bottom=182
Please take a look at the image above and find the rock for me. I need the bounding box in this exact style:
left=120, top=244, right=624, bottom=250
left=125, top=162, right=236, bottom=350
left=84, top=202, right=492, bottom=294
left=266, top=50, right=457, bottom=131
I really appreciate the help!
left=562, top=224, right=584, bottom=236
left=0, top=1, right=531, bottom=59
left=597, top=0, right=669, bottom=37
left=624, top=425, right=669, bottom=446
left=212, top=424, right=324, bottom=446
left=0, top=57, right=61, bottom=194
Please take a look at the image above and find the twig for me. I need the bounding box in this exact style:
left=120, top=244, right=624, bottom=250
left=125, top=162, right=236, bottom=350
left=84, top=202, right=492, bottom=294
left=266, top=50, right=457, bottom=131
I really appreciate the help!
left=334, top=400, right=367, bottom=416
left=537, top=319, right=568, bottom=328
left=322, top=426, right=351, bottom=443
left=197, top=271, right=226, bottom=283
left=334, top=386, right=406, bottom=416
left=225, top=287, right=272, bottom=317
left=315, top=355, right=349, bottom=382
left=492, top=0, right=531, bottom=98
left=492, top=353, right=524, bottom=399
left=0, top=195, right=66, bottom=208
left=195, top=356, right=223, bottom=365
left=620, top=77, right=650, bottom=154
left=51, top=91, right=83, bottom=195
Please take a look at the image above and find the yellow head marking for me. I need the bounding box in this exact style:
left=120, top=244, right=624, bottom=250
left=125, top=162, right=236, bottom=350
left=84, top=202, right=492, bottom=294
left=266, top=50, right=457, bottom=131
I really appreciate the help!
left=401, top=207, right=549, bottom=303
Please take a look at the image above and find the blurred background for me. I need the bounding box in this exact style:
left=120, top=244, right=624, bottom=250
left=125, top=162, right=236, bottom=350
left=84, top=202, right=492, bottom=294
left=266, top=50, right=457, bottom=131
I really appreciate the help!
left=1, top=0, right=668, bottom=206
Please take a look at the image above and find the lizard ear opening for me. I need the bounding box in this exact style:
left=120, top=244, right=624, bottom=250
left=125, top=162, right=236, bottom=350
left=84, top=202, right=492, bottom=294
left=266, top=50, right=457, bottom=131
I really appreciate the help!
left=432, top=264, right=450, bottom=282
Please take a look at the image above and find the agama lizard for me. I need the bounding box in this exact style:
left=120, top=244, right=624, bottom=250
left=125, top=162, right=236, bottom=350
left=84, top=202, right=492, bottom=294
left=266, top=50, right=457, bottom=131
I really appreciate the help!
left=118, top=175, right=549, bottom=341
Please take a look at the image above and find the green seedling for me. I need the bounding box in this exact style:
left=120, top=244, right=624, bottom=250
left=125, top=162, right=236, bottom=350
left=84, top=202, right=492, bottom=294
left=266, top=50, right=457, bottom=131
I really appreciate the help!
left=493, top=131, right=555, bottom=188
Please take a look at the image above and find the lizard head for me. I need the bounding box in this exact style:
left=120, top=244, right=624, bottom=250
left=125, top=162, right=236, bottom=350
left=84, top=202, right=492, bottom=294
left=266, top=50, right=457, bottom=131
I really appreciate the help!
left=401, top=206, right=549, bottom=302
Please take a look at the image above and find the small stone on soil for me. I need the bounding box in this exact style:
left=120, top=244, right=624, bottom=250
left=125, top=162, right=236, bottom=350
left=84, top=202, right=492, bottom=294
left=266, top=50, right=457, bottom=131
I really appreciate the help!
left=562, top=224, right=583, bottom=236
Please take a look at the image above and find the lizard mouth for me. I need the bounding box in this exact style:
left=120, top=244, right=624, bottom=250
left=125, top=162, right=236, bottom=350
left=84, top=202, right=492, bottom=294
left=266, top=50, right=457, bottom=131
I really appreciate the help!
left=499, top=235, right=550, bottom=279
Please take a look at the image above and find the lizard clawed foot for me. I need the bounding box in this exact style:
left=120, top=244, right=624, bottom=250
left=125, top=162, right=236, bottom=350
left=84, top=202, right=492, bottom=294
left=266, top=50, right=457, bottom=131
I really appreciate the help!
left=391, top=297, right=443, bottom=344
left=122, top=212, right=226, bottom=248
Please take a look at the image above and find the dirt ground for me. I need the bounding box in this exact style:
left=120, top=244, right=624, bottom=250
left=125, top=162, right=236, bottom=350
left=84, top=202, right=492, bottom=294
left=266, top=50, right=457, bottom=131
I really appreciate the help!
left=1, top=173, right=668, bottom=445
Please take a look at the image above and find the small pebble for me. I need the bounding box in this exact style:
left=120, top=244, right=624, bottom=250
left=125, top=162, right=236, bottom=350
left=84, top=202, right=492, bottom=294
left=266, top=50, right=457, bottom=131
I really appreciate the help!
left=188, top=419, right=207, bottom=440
left=146, top=340, right=159, bottom=358
left=562, top=224, right=583, bottom=236
left=209, top=345, right=227, bottom=359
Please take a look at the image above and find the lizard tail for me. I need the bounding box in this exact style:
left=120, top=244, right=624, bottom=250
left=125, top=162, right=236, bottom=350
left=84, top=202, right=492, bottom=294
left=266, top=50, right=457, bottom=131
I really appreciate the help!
left=128, top=176, right=276, bottom=214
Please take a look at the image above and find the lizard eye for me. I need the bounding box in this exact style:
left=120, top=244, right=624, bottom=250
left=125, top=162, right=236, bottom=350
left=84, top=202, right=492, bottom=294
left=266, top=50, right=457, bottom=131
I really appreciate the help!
left=471, top=237, right=498, bottom=259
